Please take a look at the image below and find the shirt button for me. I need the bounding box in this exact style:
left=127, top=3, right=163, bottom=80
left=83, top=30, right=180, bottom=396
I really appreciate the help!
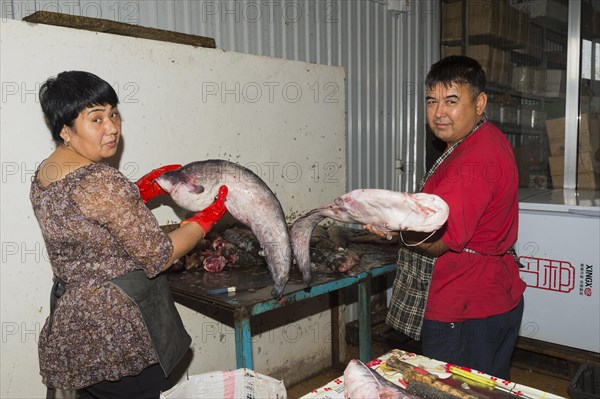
left=450, top=323, right=455, bottom=328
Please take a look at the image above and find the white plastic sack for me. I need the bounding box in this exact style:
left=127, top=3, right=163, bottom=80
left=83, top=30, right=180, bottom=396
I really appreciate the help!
left=160, top=368, right=287, bottom=399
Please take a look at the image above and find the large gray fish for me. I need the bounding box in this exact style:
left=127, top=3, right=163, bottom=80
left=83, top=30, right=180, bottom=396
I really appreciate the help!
left=290, top=189, right=449, bottom=285
left=156, top=160, right=291, bottom=299
left=344, top=359, right=418, bottom=399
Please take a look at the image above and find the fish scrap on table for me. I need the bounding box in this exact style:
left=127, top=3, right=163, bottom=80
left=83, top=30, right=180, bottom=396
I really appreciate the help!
left=167, top=227, right=266, bottom=273
left=156, top=160, right=292, bottom=299
left=304, top=225, right=399, bottom=276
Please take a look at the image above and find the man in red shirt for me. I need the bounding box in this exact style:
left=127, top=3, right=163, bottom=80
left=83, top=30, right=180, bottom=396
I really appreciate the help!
left=385, top=56, right=526, bottom=380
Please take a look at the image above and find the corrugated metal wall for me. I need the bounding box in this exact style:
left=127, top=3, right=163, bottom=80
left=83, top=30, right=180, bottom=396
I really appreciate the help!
left=2, top=0, right=440, bottom=192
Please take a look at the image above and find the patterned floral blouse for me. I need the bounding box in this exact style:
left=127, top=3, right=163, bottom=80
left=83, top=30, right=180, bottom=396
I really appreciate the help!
left=30, top=162, right=174, bottom=389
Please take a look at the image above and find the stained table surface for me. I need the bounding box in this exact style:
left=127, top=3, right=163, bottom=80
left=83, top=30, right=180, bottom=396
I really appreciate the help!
left=166, top=241, right=399, bottom=311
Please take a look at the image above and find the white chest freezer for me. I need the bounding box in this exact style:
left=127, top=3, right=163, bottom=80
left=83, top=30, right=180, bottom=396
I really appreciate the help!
left=517, top=188, right=600, bottom=353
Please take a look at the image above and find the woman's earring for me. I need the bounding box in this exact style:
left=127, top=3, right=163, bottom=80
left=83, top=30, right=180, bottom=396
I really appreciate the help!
left=64, top=140, right=71, bottom=148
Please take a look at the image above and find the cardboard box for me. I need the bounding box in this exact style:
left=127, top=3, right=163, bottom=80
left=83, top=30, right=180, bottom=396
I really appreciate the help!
left=500, top=2, right=524, bottom=44
left=515, top=7, right=531, bottom=47
left=442, top=45, right=510, bottom=87
left=467, top=45, right=504, bottom=84
left=545, top=113, right=600, bottom=156
left=443, top=0, right=518, bottom=45
left=441, top=45, right=461, bottom=59
left=548, top=136, right=598, bottom=158
left=545, top=116, right=563, bottom=139
left=550, top=172, right=599, bottom=190
left=468, top=0, right=498, bottom=37
left=525, top=23, right=543, bottom=58
left=477, top=0, right=522, bottom=45
left=442, top=1, right=462, bottom=42
left=548, top=151, right=599, bottom=177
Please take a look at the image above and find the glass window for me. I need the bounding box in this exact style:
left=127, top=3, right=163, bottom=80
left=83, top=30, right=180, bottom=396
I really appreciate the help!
left=579, top=0, right=600, bottom=190
left=439, top=0, right=599, bottom=191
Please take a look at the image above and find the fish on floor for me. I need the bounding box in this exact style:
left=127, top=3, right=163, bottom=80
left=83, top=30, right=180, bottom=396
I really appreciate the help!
left=290, top=189, right=449, bottom=285
left=156, top=160, right=292, bottom=299
left=343, top=359, right=418, bottom=399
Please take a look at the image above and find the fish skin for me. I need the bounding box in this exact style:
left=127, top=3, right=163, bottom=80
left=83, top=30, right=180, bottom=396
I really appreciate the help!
left=156, top=160, right=291, bottom=299
left=222, top=226, right=263, bottom=257
left=343, top=359, right=418, bottom=399
left=290, top=189, right=449, bottom=285
left=326, top=189, right=449, bottom=233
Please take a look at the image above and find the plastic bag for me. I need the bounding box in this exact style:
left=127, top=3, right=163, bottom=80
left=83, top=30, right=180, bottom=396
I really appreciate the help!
left=160, top=368, right=287, bottom=399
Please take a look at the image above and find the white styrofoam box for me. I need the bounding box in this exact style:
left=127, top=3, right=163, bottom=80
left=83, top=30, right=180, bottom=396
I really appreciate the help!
left=161, top=369, right=287, bottom=399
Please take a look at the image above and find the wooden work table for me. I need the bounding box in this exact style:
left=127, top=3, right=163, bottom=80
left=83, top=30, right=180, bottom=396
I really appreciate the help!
left=166, top=242, right=398, bottom=370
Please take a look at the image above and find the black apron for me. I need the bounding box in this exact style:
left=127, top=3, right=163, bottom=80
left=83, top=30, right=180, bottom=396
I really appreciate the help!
left=50, top=270, right=191, bottom=378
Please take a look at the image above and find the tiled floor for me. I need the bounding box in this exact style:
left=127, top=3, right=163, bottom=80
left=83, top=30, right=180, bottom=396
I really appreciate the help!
left=286, top=342, right=572, bottom=398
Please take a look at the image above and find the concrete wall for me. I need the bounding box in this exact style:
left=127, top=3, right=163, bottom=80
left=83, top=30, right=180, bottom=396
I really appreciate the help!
left=0, top=18, right=345, bottom=397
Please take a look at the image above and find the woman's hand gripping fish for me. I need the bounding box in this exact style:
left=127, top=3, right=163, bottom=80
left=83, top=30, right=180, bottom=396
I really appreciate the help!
left=344, top=359, right=418, bottom=399
left=156, top=160, right=291, bottom=299
left=290, top=189, right=449, bottom=285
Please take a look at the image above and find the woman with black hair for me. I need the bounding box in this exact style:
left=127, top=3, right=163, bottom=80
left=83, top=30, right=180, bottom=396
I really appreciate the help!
left=31, top=71, right=227, bottom=398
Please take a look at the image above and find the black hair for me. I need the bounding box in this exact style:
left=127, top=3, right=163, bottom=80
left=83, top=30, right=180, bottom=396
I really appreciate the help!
left=425, top=56, right=486, bottom=99
left=39, top=71, right=119, bottom=145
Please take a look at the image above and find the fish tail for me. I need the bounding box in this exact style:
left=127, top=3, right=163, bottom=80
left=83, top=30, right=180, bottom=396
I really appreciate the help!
left=290, top=211, right=327, bottom=286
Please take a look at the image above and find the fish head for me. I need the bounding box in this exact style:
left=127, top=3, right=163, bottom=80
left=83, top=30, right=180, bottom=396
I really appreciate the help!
left=156, top=168, right=217, bottom=212
left=332, top=190, right=393, bottom=227
left=326, top=196, right=363, bottom=223
left=344, top=359, right=412, bottom=399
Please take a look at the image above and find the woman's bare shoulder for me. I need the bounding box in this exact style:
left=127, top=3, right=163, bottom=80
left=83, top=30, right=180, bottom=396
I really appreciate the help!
left=36, top=149, right=93, bottom=188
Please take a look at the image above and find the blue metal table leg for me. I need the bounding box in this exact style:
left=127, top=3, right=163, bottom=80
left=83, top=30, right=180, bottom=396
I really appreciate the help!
left=234, top=313, right=253, bottom=369
left=358, top=278, right=371, bottom=362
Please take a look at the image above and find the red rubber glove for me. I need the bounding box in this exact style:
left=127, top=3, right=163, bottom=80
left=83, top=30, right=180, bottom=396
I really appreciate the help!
left=180, top=185, right=229, bottom=234
left=135, top=164, right=182, bottom=203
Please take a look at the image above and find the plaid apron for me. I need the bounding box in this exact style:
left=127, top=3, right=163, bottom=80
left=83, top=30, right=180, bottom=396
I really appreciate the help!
left=386, top=117, right=486, bottom=340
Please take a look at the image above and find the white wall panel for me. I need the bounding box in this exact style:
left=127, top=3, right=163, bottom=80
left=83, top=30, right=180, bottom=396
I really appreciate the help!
left=1, top=17, right=346, bottom=397
left=1, top=0, right=440, bottom=193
